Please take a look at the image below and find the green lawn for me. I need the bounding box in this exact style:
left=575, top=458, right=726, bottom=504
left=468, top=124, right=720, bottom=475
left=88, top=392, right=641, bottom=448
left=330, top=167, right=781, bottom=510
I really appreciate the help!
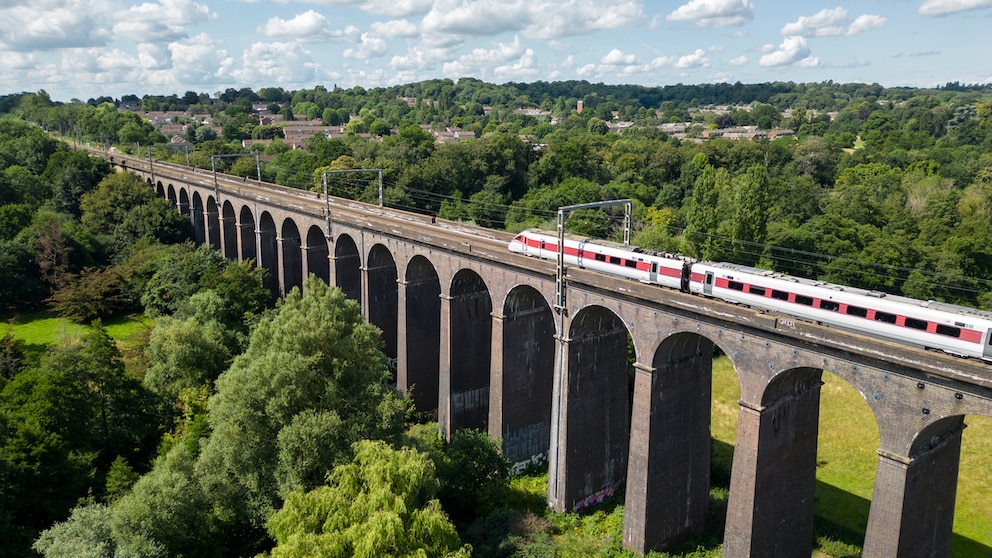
left=2, top=309, right=152, bottom=369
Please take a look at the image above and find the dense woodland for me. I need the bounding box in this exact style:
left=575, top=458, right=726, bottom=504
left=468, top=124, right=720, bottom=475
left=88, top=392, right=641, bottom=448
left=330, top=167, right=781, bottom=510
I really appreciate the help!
left=2, top=78, right=992, bottom=556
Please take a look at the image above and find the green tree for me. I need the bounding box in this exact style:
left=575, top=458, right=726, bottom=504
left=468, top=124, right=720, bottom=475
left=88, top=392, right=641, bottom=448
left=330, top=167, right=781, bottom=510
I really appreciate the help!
left=42, top=150, right=112, bottom=216
left=32, top=502, right=116, bottom=558
left=405, top=425, right=509, bottom=523
left=682, top=161, right=727, bottom=260
left=268, top=440, right=470, bottom=558
left=47, top=266, right=125, bottom=322
left=0, top=325, right=164, bottom=553
left=143, top=310, right=232, bottom=402
left=193, top=278, right=408, bottom=535
left=729, top=165, right=770, bottom=265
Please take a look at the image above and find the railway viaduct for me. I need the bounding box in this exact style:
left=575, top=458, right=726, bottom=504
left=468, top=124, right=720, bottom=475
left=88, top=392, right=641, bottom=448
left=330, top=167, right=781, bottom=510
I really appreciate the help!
left=112, top=153, right=992, bottom=557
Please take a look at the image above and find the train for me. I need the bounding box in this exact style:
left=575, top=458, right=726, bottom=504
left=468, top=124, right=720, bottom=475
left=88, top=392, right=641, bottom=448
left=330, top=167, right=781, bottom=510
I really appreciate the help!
left=508, top=228, right=992, bottom=362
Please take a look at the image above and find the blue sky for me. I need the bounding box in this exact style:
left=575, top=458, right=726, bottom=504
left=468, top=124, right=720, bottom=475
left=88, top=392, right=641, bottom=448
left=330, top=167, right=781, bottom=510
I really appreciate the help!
left=1, top=0, right=990, bottom=102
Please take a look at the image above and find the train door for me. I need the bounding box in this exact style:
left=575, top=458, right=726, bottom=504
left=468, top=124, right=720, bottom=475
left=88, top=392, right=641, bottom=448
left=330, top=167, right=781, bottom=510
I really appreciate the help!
left=704, top=271, right=714, bottom=296
left=649, top=262, right=658, bottom=284
left=985, top=329, right=992, bottom=360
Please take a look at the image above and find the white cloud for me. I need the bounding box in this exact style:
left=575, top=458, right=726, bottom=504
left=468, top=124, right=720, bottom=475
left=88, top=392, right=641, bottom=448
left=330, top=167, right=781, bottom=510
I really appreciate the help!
left=389, top=44, right=453, bottom=73
left=169, top=33, right=235, bottom=83
left=420, top=0, right=642, bottom=40
left=781, top=7, right=849, bottom=37
left=230, top=41, right=317, bottom=86
left=258, top=11, right=335, bottom=41
left=759, top=35, right=815, bottom=67
left=918, top=0, right=992, bottom=16
left=442, top=35, right=535, bottom=78
left=0, top=0, right=113, bottom=51
left=601, top=48, right=638, bottom=66
left=371, top=19, right=419, bottom=38
left=246, top=0, right=433, bottom=19
left=780, top=8, right=886, bottom=37
left=643, top=48, right=710, bottom=73
left=114, top=0, right=215, bottom=43
left=421, top=0, right=527, bottom=36
left=674, top=48, right=709, bottom=69
left=0, top=51, right=37, bottom=70
left=354, top=0, right=434, bottom=19
left=729, top=55, right=747, bottom=66
left=667, top=0, right=755, bottom=28
left=576, top=63, right=596, bottom=77
left=492, top=47, right=540, bottom=79
left=847, top=14, right=886, bottom=35
left=343, top=33, right=389, bottom=59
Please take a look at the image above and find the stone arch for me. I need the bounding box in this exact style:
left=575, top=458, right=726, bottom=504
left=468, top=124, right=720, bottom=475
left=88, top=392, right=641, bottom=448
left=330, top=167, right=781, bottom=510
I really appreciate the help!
left=190, top=191, right=205, bottom=244
left=258, top=212, right=278, bottom=296
left=500, top=285, right=556, bottom=473
left=281, top=218, right=303, bottom=296
left=167, top=184, right=177, bottom=207
left=560, top=304, right=632, bottom=512
left=305, top=225, right=330, bottom=285
left=447, top=269, right=493, bottom=432
left=334, top=234, right=361, bottom=302
left=403, top=255, right=441, bottom=417
left=156, top=181, right=165, bottom=197
left=206, top=196, right=220, bottom=250
left=238, top=205, right=256, bottom=264
left=368, top=244, right=398, bottom=379
left=221, top=201, right=237, bottom=259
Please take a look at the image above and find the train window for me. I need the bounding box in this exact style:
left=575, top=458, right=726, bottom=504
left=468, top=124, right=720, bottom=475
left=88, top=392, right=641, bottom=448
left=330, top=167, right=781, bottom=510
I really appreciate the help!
left=874, top=311, right=897, bottom=324
left=936, top=324, right=961, bottom=338
left=609, top=256, right=621, bottom=265
left=748, top=286, right=766, bottom=296
left=595, top=253, right=606, bottom=262
left=819, top=300, right=839, bottom=312
left=771, top=290, right=789, bottom=300
left=728, top=281, right=744, bottom=291
left=795, top=295, right=814, bottom=306
left=846, top=305, right=868, bottom=317
left=904, top=317, right=928, bottom=330
left=625, top=259, right=638, bottom=268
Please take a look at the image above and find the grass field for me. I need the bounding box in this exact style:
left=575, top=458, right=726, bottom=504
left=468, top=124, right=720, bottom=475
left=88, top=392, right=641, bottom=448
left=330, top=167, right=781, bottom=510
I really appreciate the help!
left=2, top=309, right=153, bottom=370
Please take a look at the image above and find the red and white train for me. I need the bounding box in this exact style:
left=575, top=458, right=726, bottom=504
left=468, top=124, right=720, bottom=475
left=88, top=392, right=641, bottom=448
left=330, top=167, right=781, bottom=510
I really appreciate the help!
left=509, top=229, right=992, bottom=362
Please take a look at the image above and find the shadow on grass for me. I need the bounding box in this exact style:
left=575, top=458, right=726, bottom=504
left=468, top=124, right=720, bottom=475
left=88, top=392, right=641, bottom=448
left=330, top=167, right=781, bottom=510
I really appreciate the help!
left=815, top=481, right=991, bottom=558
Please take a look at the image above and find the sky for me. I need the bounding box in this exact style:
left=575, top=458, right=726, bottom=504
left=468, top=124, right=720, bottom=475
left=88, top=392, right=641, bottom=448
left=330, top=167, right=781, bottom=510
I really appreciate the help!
left=1, top=0, right=991, bottom=102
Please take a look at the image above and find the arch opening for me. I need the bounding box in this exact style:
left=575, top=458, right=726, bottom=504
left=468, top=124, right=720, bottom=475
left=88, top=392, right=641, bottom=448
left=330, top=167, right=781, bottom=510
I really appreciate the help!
left=448, top=269, right=493, bottom=432
left=281, top=218, right=303, bottom=296
left=333, top=234, right=361, bottom=302
left=367, top=244, right=398, bottom=381
left=500, top=285, right=555, bottom=474
left=305, top=226, right=330, bottom=285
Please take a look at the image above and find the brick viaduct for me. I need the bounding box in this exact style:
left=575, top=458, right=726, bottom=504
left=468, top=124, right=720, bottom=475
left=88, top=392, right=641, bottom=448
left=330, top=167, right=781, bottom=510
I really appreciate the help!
left=114, top=154, right=992, bottom=557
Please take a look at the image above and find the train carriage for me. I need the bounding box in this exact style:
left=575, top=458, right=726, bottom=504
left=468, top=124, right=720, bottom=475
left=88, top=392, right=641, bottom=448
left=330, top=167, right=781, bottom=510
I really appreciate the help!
left=509, top=229, right=689, bottom=291
left=689, top=261, right=992, bottom=360
left=509, top=229, right=992, bottom=362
